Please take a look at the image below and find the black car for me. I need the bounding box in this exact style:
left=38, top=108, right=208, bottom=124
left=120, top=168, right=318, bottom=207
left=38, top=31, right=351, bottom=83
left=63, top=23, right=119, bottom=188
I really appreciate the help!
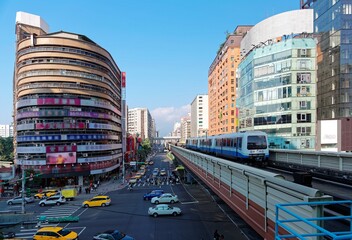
left=143, top=189, right=164, bottom=200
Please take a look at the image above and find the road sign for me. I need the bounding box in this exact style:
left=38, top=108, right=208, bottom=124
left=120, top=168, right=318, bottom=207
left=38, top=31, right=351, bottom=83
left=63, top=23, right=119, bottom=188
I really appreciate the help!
left=130, top=161, right=136, bottom=166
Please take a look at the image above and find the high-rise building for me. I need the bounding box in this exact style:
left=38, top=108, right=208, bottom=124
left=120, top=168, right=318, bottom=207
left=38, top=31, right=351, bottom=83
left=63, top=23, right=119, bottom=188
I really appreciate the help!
left=172, top=122, right=181, bottom=137
left=0, top=124, right=14, bottom=138
left=190, top=94, right=208, bottom=137
left=180, top=114, right=191, bottom=143
left=14, top=12, right=123, bottom=185
left=127, top=108, right=153, bottom=140
left=237, top=9, right=316, bottom=150
left=302, top=0, right=352, bottom=151
left=208, top=26, right=253, bottom=136
left=238, top=37, right=317, bottom=150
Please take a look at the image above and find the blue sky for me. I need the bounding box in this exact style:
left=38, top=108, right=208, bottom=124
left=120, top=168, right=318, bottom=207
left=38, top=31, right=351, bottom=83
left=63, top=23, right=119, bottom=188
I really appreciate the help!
left=0, top=0, right=298, bottom=136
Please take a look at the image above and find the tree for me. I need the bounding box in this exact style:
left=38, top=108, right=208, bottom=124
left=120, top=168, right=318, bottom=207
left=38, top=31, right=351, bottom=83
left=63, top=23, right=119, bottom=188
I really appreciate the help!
left=136, top=139, right=152, bottom=161
left=0, top=137, right=14, bottom=162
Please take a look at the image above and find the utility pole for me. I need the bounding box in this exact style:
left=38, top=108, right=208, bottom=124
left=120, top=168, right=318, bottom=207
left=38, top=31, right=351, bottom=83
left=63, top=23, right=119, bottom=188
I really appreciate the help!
left=21, top=166, right=25, bottom=214
left=121, top=72, right=126, bottom=184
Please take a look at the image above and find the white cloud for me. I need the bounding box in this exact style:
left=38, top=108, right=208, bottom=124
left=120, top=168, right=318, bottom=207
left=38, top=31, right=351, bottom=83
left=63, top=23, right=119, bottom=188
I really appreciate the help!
left=151, top=105, right=190, bottom=136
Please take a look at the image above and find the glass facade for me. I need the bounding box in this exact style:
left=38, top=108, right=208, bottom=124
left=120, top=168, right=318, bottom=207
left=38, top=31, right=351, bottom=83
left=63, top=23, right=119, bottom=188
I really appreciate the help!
left=237, top=38, right=317, bottom=150
left=313, top=0, right=352, bottom=119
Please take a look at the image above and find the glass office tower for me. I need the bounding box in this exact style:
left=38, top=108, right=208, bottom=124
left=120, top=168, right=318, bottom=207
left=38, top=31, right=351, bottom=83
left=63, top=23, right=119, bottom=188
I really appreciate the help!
left=302, top=0, right=352, bottom=151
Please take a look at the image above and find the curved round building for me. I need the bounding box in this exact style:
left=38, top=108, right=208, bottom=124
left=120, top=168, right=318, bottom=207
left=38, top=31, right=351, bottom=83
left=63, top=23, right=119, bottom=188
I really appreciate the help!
left=14, top=12, right=122, bottom=186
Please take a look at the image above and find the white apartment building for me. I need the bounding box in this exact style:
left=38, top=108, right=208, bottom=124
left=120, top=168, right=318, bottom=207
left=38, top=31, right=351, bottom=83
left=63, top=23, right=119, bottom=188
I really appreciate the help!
left=127, top=108, right=153, bottom=140
left=191, top=95, right=209, bottom=137
left=0, top=124, right=14, bottom=138
left=180, top=114, right=191, bottom=143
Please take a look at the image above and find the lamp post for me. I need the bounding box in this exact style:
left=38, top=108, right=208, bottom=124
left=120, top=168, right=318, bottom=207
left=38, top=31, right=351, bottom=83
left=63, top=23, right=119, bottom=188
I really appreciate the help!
left=21, top=156, right=28, bottom=214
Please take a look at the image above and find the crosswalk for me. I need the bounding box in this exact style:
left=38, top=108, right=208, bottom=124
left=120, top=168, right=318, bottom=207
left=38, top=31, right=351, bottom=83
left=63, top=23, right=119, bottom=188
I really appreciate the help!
left=14, top=204, right=81, bottom=239
left=130, top=179, right=180, bottom=188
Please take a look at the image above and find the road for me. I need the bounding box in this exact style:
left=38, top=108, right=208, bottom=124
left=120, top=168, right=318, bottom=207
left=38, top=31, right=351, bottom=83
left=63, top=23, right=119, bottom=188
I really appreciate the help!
left=1, top=152, right=261, bottom=240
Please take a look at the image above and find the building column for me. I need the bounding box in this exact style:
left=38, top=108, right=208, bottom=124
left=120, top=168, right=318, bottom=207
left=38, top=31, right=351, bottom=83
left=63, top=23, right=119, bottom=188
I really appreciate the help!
left=78, top=175, right=84, bottom=187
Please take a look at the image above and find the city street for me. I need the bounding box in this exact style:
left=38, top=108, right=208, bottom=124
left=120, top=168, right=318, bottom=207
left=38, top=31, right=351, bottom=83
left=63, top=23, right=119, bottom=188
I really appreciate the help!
left=1, top=153, right=260, bottom=239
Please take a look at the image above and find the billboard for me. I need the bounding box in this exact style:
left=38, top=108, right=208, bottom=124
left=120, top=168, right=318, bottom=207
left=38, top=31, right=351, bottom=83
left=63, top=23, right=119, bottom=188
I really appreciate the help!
left=321, top=120, right=337, bottom=144
left=46, top=152, right=76, bottom=165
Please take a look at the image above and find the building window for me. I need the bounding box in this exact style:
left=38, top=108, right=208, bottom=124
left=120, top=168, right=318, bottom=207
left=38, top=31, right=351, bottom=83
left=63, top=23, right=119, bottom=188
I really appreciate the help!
left=343, top=4, right=352, bottom=14
left=299, top=101, right=311, bottom=109
left=297, top=73, right=311, bottom=83
left=297, top=113, right=311, bottom=123
left=297, top=127, right=311, bottom=136
left=297, top=86, right=310, bottom=96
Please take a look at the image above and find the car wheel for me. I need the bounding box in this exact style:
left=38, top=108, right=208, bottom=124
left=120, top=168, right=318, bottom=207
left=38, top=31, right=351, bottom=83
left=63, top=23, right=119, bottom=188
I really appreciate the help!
left=153, top=213, right=158, bottom=218
left=84, top=204, right=89, bottom=208
left=56, top=202, right=61, bottom=206
left=155, top=200, right=159, bottom=204
left=101, top=203, right=106, bottom=207
left=7, top=201, right=13, bottom=205
left=173, top=212, right=178, bottom=216
left=170, top=200, right=175, bottom=204
left=40, top=203, right=45, bottom=207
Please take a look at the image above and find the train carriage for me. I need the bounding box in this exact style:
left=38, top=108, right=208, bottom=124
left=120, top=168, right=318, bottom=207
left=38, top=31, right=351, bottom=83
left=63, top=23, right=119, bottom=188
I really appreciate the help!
left=186, top=131, right=269, bottom=166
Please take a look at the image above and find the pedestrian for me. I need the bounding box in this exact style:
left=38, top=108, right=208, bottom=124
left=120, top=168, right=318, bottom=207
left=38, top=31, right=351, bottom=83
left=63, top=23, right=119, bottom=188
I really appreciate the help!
left=213, top=230, right=220, bottom=240
left=220, top=234, right=224, bottom=240
left=79, top=186, right=82, bottom=194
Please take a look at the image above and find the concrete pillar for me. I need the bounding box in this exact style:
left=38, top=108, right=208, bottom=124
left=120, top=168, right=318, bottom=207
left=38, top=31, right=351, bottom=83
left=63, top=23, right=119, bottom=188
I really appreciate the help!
left=78, top=176, right=84, bottom=187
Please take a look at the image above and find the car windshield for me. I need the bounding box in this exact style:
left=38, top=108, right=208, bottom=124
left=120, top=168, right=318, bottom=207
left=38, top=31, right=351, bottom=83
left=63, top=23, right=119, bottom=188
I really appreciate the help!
left=57, top=229, right=71, bottom=236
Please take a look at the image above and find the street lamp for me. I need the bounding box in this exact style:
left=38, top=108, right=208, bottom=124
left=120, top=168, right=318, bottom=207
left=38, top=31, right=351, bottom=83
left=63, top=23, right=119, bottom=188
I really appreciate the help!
left=21, top=155, right=29, bottom=214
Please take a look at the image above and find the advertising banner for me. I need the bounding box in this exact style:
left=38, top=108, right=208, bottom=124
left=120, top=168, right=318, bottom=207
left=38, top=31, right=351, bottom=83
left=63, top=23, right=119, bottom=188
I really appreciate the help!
left=36, top=122, right=86, bottom=130
left=46, top=145, right=77, bottom=153
left=37, top=98, right=81, bottom=106
left=46, top=152, right=76, bottom=165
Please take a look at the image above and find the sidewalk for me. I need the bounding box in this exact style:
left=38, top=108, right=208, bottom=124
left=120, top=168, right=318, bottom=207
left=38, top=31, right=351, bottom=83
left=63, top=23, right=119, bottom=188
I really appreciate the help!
left=73, top=178, right=128, bottom=202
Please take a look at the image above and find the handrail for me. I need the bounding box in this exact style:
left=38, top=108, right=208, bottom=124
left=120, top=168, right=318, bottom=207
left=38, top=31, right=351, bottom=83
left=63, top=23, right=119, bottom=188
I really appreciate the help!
left=275, top=200, right=352, bottom=239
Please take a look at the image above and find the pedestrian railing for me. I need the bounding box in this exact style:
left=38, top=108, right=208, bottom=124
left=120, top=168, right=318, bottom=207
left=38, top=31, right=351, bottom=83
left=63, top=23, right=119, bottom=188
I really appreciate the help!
left=275, top=200, right=352, bottom=239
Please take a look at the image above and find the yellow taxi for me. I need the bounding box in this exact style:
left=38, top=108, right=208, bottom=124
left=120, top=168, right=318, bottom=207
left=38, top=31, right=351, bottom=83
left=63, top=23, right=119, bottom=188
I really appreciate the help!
left=82, top=195, right=111, bottom=208
left=33, top=226, right=78, bottom=240
left=34, top=189, right=59, bottom=199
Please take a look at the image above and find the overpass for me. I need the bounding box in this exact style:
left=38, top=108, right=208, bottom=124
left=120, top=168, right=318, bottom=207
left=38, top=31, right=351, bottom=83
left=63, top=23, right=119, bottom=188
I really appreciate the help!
left=170, top=145, right=352, bottom=239
left=152, top=136, right=181, bottom=145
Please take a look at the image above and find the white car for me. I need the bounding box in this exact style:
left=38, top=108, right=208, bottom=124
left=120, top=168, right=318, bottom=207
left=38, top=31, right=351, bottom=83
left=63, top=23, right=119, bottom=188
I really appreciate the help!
left=148, top=204, right=181, bottom=217
left=151, top=193, right=179, bottom=204
left=39, top=195, right=66, bottom=206
left=7, top=196, right=34, bottom=205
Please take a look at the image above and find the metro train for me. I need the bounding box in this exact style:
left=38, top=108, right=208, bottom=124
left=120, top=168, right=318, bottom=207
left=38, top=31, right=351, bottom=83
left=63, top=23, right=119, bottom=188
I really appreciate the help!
left=185, top=131, right=269, bottom=166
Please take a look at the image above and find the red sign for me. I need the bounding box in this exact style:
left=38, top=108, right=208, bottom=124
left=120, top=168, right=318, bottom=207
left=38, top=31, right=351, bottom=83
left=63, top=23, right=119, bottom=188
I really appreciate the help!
left=122, top=72, right=126, bottom=88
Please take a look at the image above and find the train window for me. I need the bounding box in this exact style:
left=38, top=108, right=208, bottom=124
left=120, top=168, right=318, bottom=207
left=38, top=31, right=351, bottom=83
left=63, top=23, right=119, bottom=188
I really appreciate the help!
left=247, top=136, right=267, bottom=149
left=238, top=138, right=242, bottom=149
left=233, top=138, right=237, bottom=147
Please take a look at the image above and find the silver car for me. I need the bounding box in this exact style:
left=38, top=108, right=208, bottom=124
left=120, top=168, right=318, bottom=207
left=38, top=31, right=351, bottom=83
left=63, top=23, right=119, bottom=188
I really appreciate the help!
left=39, top=195, right=66, bottom=206
left=151, top=193, right=179, bottom=204
left=7, top=195, right=34, bottom=205
left=148, top=204, right=182, bottom=217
